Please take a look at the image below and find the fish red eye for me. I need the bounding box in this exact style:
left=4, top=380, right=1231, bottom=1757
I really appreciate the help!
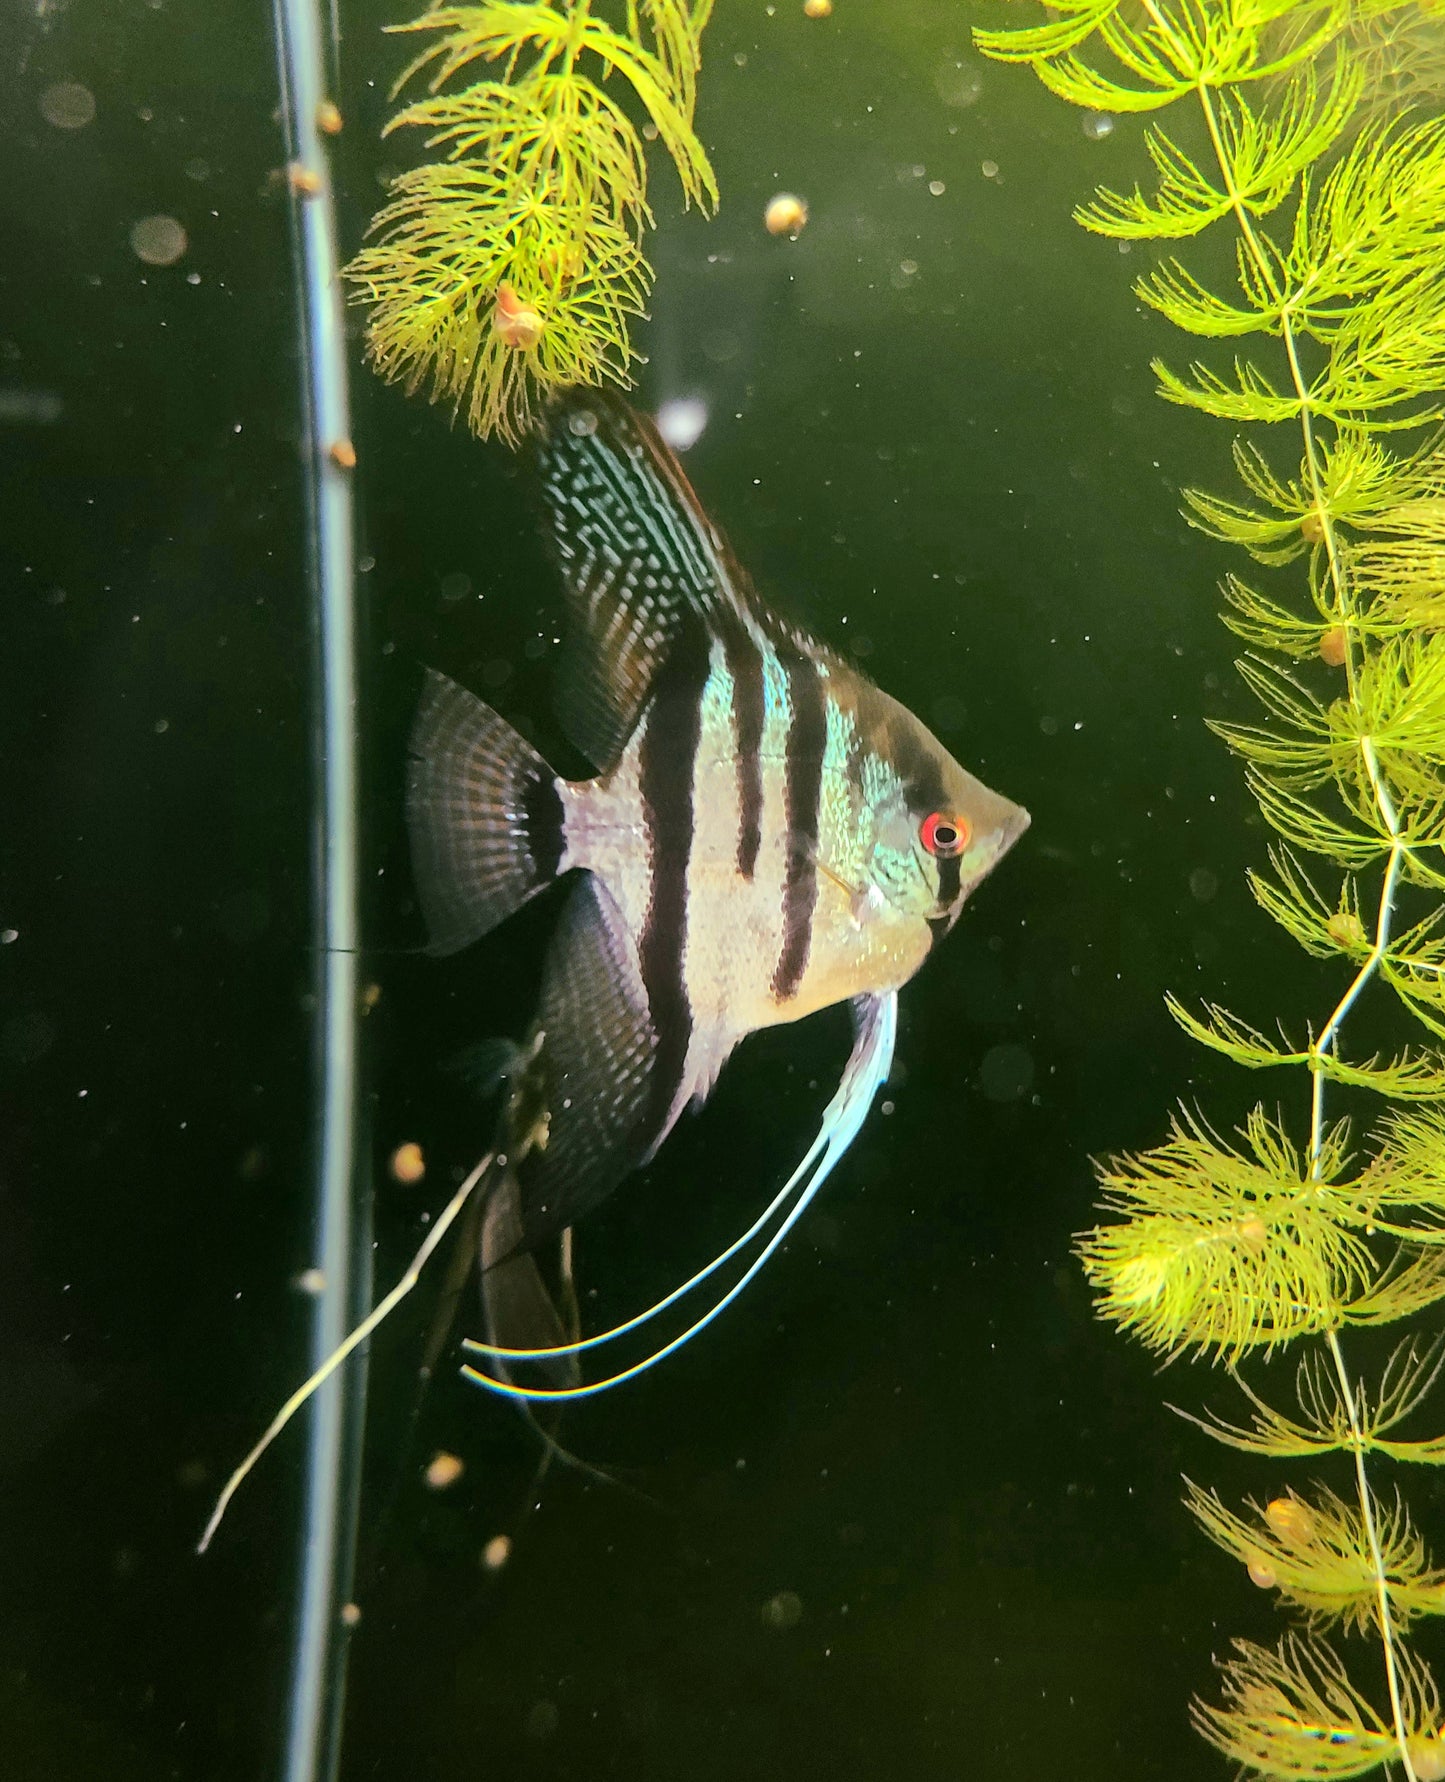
left=920, top=812, right=967, bottom=857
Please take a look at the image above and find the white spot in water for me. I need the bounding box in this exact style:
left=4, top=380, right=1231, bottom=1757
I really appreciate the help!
left=655, top=395, right=708, bottom=451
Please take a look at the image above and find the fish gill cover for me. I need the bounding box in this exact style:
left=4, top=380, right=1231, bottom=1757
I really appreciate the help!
left=977, top=0, right=1445, bottom=1774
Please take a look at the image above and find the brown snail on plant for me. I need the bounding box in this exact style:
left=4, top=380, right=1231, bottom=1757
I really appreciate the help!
left=493, top=283, right=545, bottom=350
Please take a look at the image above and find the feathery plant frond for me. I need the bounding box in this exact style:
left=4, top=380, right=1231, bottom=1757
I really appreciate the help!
left=979, top=0, right=1445, bottom=1773
left=346, top=1, right=716, bottom=444
left=1185, top=1480, right=1445, bottom=1632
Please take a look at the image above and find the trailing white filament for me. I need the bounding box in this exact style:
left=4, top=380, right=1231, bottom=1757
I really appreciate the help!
left=460, top=990, right=898, bottom=1401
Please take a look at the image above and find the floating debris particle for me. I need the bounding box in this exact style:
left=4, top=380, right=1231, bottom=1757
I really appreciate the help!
left=803, top=0, right=832, bottom=15
left=1081, top=111, right=1115, bottom=139
left=316, top=99, right=343, bottom=135
left=294, top=1267, right=326, bottom=1295
left=764, top=193, right=808, bottom=237
left=340, top=1602, right=362, bottom=1628
left=40, top=81, right=96, bottom=129
left=425, top=1451, right=465, bottom=1490
left=981, top=159, right=999, bottom=179
left=482, top=1533, right=513, bottom=1571
left=288, top=162, right=322, bottom=197
left=129, top=215, right=188, bottom=266
left=389, top=1141, right=426, bottom=1184
left=0, top=929, right=17, bottom=945
left=329, top=438, right=357, bottom=470
left=762, top=1589, right=803, bottom=1629
left=360, top=982, right=381, bottom=1016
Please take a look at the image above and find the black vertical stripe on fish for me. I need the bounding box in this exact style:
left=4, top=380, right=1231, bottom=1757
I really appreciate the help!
left=520, top=772, right=565, bottom=881
left=717, top=612, right=765, bottom=880
left=772, top=654, right=828, bottom=1001
left=636, top=624, right=710, bottom=1151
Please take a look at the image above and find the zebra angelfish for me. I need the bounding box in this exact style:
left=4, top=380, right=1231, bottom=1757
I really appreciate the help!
left=407, top=393, right=1030, bottom=1400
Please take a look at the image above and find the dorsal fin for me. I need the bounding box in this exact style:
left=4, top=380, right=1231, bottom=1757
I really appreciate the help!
left=537, top=393, right=760, bottom=769
left=538, top=392, right=743, bottom=768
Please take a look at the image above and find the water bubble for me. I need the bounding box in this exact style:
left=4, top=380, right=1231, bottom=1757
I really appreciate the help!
left=567, top=408, right=598, bottom=438
left=928, top=179, right=946, bottom=196
left=979, top=1043, right=1034, bottom=1103
left=129, top=215, right=188, bottom=266
left=1082, top=111, right=1116, bottom=139
left=524, top=1701, right=560, bottom=1740
left=3, top=1011, right=57, bottom=1064
left=762, top=1590, right=803, bottom=1629
left=39, top=82, right=96, bottom=129
left=439, top=570, right=471, bottom=602
left=0, top=929, right=17, bottom=945
left=184, top=156, right=211, bottom=182
left=981, top=159, right=999, bottom=179
left=1188, top=866, right=1219, bottom=903
left=655, top=395, right=708, bottom=451
left=703, top=328, right=741, bottom=364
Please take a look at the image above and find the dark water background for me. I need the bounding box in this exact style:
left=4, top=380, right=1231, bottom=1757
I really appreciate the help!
left=4, top=1, right=1417, bottom=1778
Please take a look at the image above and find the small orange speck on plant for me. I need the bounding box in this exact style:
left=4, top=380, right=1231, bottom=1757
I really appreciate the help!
left=1265, top=1496, right=1315, bottom=1545
left=765, top=194, right=809, bottom=237
left=316, top=100, right=343, bottom=135
left=1300, top=509, right=1327, bottom=543
left=425, top=1451, right=465, bottom=1490
left=1319, top=625, right=1348, bottom=667
left=1246, top=1554, right=1277, bottom=1588
left=493, top=283, right=545, bottom=350
left=1326, top=910, right=1366, bottom=950
left=1410, top=1736, right=1445, bottom=1782
left=1237, top=1216, right=1267, bottom=1250
left=389, top=1141, right=426, bottom=1184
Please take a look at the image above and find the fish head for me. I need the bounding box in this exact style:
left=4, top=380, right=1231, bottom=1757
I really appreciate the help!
left=846, top=682, right=1030, bottom=945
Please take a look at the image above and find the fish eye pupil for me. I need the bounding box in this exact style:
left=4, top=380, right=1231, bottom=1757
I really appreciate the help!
left=920, top=812, right=966, bottom=857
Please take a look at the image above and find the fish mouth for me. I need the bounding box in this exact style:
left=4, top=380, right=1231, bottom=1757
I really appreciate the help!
left=996, top=804, right=1032, bottom=862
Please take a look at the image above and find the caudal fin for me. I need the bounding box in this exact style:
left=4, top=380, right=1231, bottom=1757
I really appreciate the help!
left=407, top=669, right=566, bottom=957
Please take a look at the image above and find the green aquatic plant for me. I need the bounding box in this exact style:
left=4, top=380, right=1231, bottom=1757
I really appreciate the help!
left=976, top=0, right=1445, bottom=1773
left=345, top=1, right=717, bottom=445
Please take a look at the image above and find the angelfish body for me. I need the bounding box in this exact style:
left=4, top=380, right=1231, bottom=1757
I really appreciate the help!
left=408, top=395, right=1028, bottom=1382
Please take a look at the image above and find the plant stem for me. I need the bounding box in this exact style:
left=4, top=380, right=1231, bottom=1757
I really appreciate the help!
left=1141, top=17, right=1422, bottom=1770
